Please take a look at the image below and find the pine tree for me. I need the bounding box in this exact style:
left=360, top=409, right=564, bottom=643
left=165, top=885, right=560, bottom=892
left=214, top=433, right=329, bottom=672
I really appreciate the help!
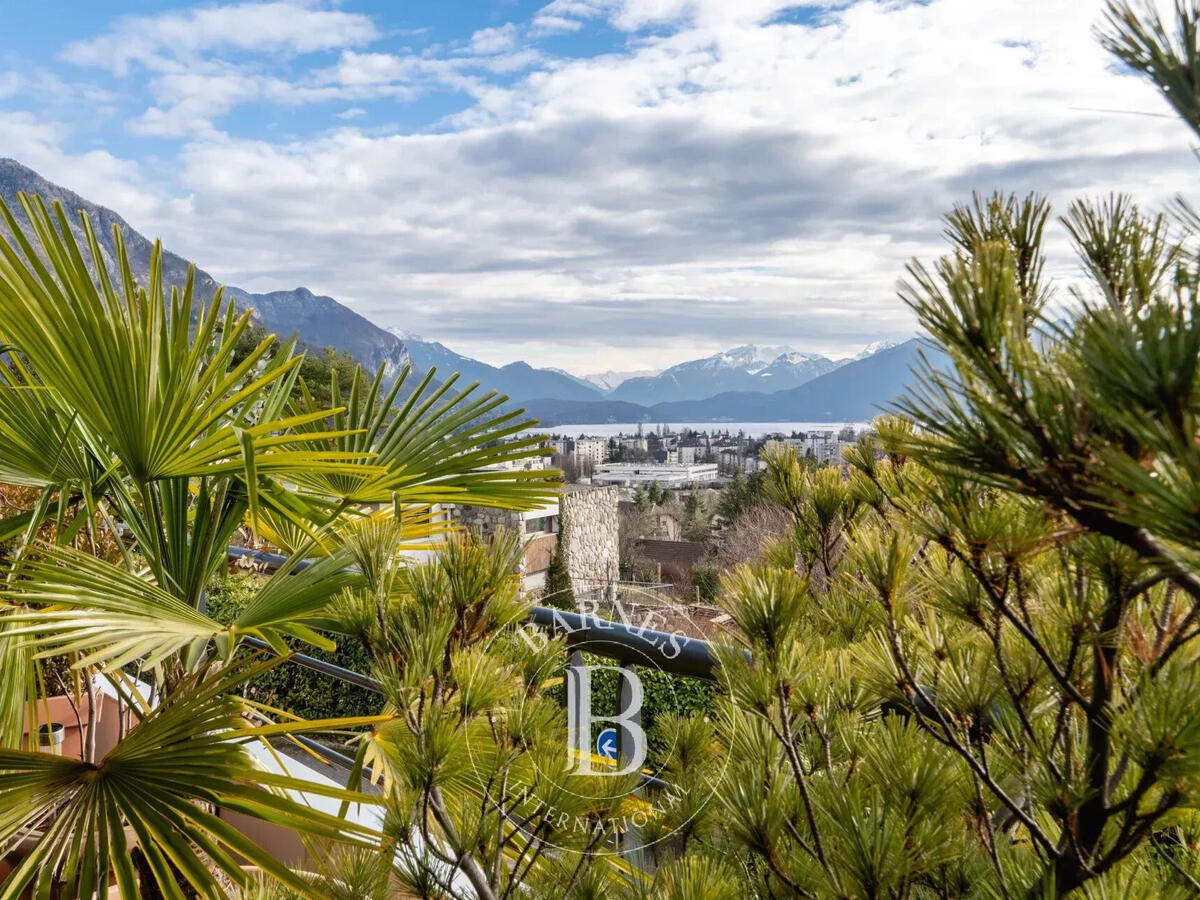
left=542, top=528, right=575, bottom=611
left=700, top=6, right=1200, bottom=896
left=332, top=530, right=626, bottom=899
left=683, top=490, right=710, bottom=541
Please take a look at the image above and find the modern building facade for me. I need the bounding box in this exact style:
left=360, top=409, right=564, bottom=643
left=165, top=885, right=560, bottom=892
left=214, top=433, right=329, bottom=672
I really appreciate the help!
left=592, top=462, right=719, bottom=488
left=571, top=438, right=608, bottom=469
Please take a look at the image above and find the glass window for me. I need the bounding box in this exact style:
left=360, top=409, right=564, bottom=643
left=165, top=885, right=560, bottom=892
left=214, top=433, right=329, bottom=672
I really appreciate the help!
left=525, top=515, right=557, bottom=534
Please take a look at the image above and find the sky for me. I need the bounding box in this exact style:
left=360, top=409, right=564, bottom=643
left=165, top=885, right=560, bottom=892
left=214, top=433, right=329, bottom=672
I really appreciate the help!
left=1, top=0, right=1197, bottom=374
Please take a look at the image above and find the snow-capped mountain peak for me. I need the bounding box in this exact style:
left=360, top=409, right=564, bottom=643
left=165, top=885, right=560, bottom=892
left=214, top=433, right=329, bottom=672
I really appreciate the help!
left=582, top=369, right=661, bottom=391
left=853, top=339, right=899, bottom=360
left=609, top=344, right=840, bottom=404
left=771, top=350, right=829, bottom=365
left=707, top=344, right=796, bottom=373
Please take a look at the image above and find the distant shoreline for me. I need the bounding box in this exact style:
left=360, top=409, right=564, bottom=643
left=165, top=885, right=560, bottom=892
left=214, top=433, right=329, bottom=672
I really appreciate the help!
left=518, top=421, right=871, bottom=439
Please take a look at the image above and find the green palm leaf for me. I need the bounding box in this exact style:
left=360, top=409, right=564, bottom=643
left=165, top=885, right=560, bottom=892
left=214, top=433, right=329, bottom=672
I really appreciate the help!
left=4, top=541, right=365, bottom=668
left=0, top=659, right=388, bottom=900
left=0, top=352, right=94, bottom=490
left=0, top=194, right=377, bottom=486
left=288, top=364, right=560, bottom=509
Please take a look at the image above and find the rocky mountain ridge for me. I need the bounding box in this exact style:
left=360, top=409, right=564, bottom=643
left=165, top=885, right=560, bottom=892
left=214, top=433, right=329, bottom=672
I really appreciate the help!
left=0, top=158, right=411, bottom=378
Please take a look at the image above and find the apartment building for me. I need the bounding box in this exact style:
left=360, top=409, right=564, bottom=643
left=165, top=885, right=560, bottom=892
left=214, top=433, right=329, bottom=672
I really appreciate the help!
left=571, top=437, right=608, bottom=468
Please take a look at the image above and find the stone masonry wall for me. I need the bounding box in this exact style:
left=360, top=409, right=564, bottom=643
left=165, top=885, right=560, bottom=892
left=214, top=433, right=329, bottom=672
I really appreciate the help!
left=456, top=486, right=618, bottom=600
left=559, top=484, right=619, bottom=597
left=455, top=506, right=531, bottom=574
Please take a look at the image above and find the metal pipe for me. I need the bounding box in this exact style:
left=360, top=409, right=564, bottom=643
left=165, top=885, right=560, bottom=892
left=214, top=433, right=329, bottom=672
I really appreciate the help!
left=229, top=546, right=727, bottom=681
left=527, top=606, right=721, bottom=681
left=288, top=733, right=375, bottom=785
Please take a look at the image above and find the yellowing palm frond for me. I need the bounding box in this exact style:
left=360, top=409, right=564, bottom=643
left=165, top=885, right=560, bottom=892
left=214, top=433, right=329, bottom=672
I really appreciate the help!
left=4, top=541, right=366, bottom=668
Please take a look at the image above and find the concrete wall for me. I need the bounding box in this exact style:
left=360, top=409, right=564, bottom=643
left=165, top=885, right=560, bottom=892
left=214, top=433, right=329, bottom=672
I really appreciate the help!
left=22, top=689, right=133, bottom=760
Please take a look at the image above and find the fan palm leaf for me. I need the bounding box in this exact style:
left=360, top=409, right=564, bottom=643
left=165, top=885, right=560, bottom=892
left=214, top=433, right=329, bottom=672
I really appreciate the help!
left=0, top=194, right=373, bottom=486
left=3, top=540, right=367, bottom=669
left=0, top=352, right=95, bottom=491
left=0, top=659, right=390, bottom=900
left=288, top=364, right=559, bottom=509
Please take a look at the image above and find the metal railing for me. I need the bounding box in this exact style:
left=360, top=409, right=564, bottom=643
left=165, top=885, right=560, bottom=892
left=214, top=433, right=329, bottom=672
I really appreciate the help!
left=228, top=546, right=724, bottom=793
left=229, top=546, right=722, bottom=681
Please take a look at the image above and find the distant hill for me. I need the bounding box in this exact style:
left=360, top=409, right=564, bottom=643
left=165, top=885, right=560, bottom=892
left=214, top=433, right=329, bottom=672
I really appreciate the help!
left=510, top=398, right=654, bottom=427
left=225, top=286, right=412, bottom=378
left=652, top=339, right=940, bottom=420
left=402, top=338, right=605, bottom=402
left=522, top=339, right=941, bottom=425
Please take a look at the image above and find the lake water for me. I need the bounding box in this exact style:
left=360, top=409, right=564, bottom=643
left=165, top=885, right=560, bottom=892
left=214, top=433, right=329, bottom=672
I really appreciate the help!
left=520, top=421, right=871, bottom=439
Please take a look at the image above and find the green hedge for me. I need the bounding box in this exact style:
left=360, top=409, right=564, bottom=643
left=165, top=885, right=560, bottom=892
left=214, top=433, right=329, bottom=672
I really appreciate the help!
left=549, top=654, right=718, bottom=767
left=205, top=574, right=380, bottom=721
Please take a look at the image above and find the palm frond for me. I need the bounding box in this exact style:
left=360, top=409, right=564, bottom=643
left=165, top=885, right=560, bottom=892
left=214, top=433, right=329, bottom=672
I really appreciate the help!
left=288, top=363, right=560, bottom=510
left=4, top=540, right=365, bottom=668
left=0, top=194, right=380, bottom=488
left=0, top=352, right=95, bottom=490
left=0, top=659, right=388, bottom=900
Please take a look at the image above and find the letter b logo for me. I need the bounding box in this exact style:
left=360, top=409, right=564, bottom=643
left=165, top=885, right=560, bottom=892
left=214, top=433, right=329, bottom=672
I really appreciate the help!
left=566, top=664, right=647, bottom=776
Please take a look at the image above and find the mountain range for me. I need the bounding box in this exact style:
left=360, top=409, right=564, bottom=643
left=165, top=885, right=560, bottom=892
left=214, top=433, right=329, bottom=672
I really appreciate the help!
left=395, top=335, right=606, bottom=403
left=0, top=157, right=926, bottom=424
left=580, top=368, right=661, bottom=392
left=520, top=339, right=934, bottom=425
left=610, top=345, right=846, bottom=405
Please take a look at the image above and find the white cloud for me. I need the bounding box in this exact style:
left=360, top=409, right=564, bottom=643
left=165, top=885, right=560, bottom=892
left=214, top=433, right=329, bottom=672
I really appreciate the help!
left=531, top=0, right=791, bottom=33
left=468, top=24, right=520, bottom=55
left=530, top=14, right=585, bottom=36
left=0, top=112, right=163, bottom=226
left=128, top=72, right=268, bottom=137
left=57, top=2, right=543, bottom=141
left=62, top=1, right=378, bottom=75
left=57, top=2, right=384, bottom=138
left=23, top=0, right=1200, bottom=370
